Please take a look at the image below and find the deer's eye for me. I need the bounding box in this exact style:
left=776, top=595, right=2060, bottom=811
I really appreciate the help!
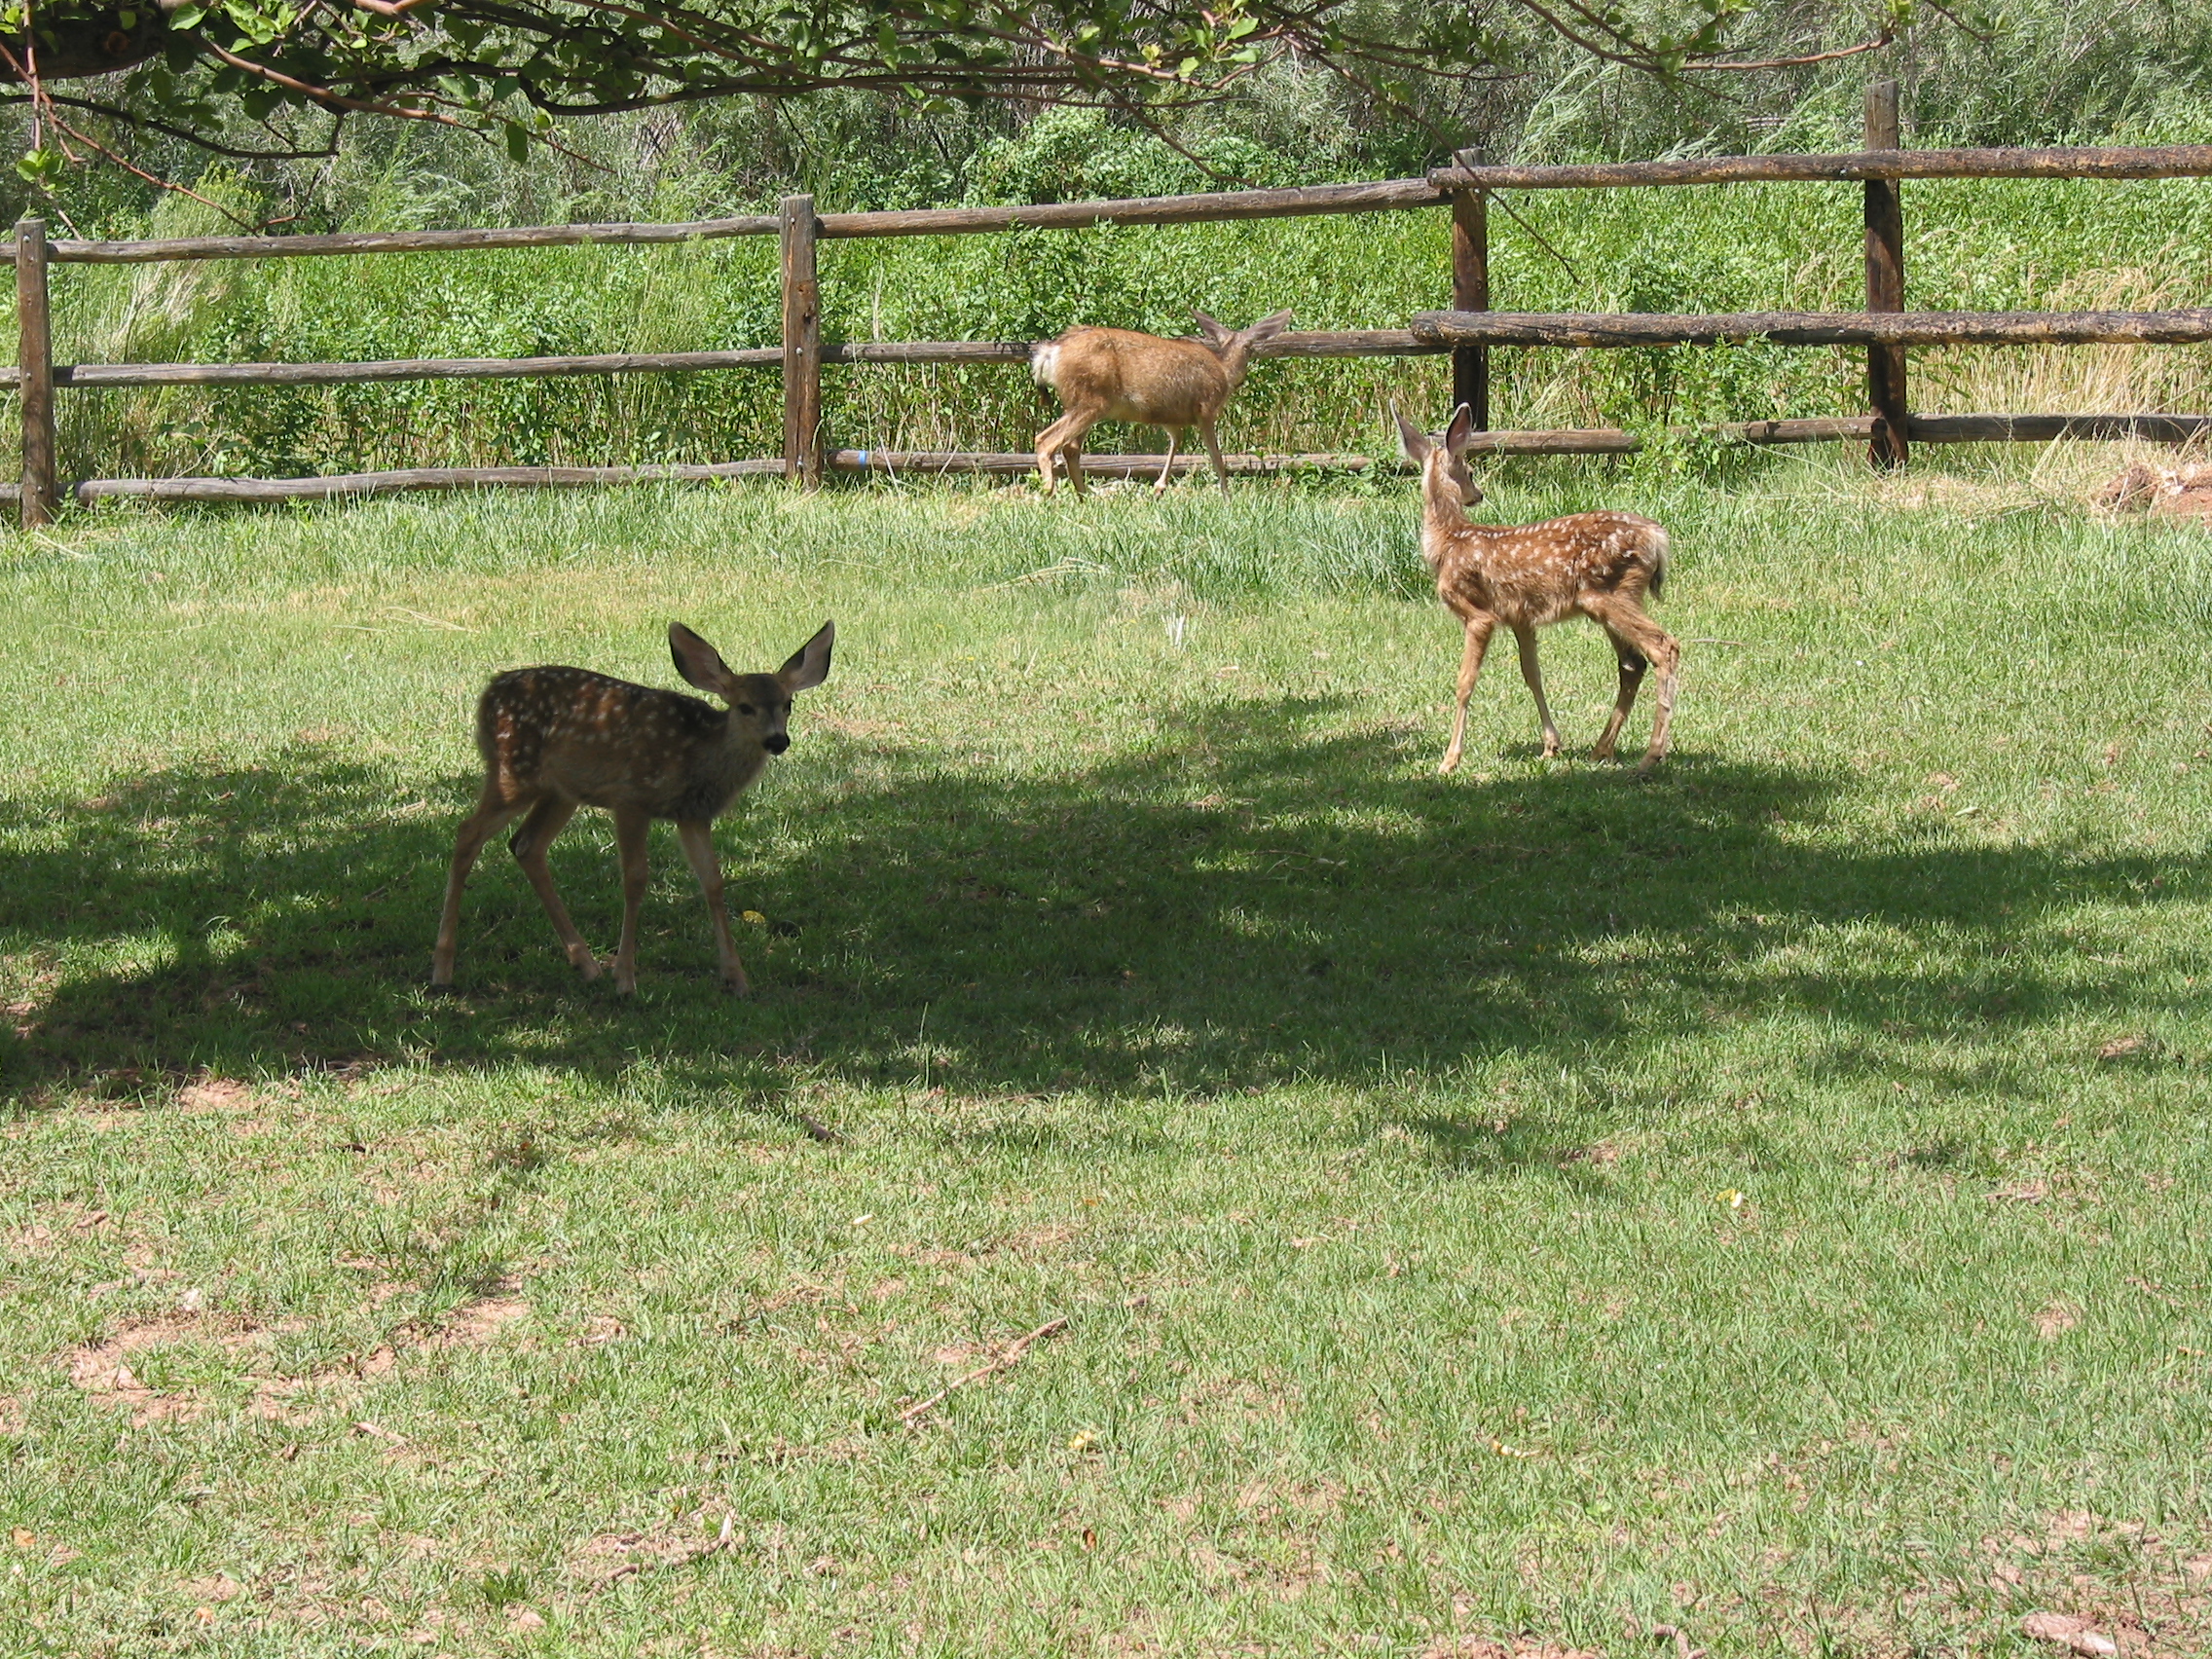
left=737, top=703, right=756, bottom=716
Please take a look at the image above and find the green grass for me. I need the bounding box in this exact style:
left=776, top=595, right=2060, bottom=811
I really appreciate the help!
left=3, top=461, right=2211, bottom=1657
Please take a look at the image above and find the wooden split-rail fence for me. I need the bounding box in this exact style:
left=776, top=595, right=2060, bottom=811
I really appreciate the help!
left=9, top=81, right=2212, bottom=526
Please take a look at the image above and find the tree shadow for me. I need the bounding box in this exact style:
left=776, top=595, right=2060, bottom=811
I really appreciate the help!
left=3, top=697, right=2200, bottom=1143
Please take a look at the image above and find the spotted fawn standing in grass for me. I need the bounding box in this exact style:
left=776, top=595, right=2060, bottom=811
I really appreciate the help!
left=431, top=620, right=833, bottom=995
left=1395, top=404, right=1678, bottom=775
left=1030, top=308, right=1295, bottom=496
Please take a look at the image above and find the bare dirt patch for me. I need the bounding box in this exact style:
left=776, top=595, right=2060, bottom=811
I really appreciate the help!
left=414, top=1277, right=532, bottom=1349
left=10, top=1201, right=114, bottom=1253
left=1561, top=1140, right=1620, bottom=1166
left=2035, top=1302, right=2082, bottom=1340
left=567, top=1516, right=732, bottom=1588
left=183, top=1572, right=245, bottom=1604
left=2094, top=463, right=2212, bottom=523
left=1979, top=1512, right=2212, bottom=1656
left=177, top=1076, right=255, bottom=1113
left=63, top=1291, right=489, bottom=1427
left=67, top=1313, right=251, bottom=1425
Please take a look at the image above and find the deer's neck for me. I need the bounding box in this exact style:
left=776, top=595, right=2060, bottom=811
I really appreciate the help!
left=1419, top=476, right=1474, bottom=561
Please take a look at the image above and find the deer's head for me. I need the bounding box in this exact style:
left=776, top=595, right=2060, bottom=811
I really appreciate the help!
left=1393, top=403, right=1484, bottom=508
left=1191, top=308, right=1295, bottom=387
left=670, top=620, right=834, bottom=756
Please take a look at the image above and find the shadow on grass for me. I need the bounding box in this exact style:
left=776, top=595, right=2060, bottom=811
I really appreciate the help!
left=1, top=695, right=2200, bottom=1126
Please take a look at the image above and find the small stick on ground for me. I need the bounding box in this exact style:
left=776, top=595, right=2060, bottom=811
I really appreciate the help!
left=794, top=1111, right=842, bottom=1144
left=583, top=1515, right=735, bottom=1597
left=901, top=1315, right=1070, bottom=1426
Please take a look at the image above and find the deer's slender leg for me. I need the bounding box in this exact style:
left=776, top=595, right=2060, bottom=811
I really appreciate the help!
left=1439, top=612, right=1495, bottom=776
left=509, top=795, right=598, bottom=980
left=1584, top=597, right=1679, bottom=770
left=1037, top=412, right=1096, bottom=498
left=1040, top=410, right=1096, bottom=498
left=1513, top=625, right=1563, bottom=758
left=1592, top=628, right=1649, bottom=761
left=1199, top=420, right=1230, bottom=491
left=1154, top=428, right=1180, bottom=494
left=608, top=805, right=652, bottom=995
left=1035, top=415, right=1072, bottom=498
left=431, top=786, right=527, bottom=987
left=676, top=820, right=750, bottom=995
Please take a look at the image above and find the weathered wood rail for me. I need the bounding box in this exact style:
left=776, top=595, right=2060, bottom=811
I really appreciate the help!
left=0, top=330, right=1435, bottom=390
left=1409, top=310, right=2212, bottom=348
left=10, top=98, right=2211, bottom=525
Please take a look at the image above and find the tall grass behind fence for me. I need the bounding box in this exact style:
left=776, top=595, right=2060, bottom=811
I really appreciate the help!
left=12, top=168, right=2212, bottom=482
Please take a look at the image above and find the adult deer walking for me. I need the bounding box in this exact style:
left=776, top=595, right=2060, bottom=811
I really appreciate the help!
left=431, top=620, right=833, bottom=995
left=1031, top=309, right=1294, bottom=496
left=1395, top=404, right=1677, bottom=774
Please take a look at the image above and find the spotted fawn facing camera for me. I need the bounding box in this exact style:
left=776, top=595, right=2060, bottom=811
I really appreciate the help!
left=1395, top=404, right=1677, bottom=774
left=431, top=620, right=833, bottom=995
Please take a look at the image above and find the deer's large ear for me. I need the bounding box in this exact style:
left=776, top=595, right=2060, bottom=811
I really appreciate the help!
left=1243, top=309, right=1296, bottom=345
left=778, top=620, right=834, bottom=693
left=1191, top=309, right=1234, bottom=346
left=670, top=623, right=735, bottom=693
left=1392, top=404, right=1433, bottom=463
left=1443, top=402, right=1477, bottom=456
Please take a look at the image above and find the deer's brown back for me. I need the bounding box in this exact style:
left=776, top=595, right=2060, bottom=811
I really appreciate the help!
left=1052, top=327, right=1231, bottom=425
left=1437, top=511, right=1666, bottom=626
left=476, top=667, right=760, bottom=823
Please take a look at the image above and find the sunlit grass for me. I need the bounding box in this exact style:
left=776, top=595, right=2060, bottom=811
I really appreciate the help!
left=2, top=463, right=2210, bottom=1656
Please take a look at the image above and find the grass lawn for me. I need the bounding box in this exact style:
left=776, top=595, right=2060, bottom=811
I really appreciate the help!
left=2, top=459, right=2210, bottom=1657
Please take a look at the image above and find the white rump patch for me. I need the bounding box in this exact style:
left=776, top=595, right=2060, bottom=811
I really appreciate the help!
left=1029, top=342, right=1059, bottom=387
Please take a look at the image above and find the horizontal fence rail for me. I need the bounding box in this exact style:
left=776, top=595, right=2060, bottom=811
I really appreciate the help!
left=15, top=413, right=2203, bottom=506
left=29, top=217, right=783, bottom=265
left=1410, top=308, right=2212, bottom=348
left=1429, top=144, right=2212, bottom=193
left=20, top=179, right=1449, bottom=266
left=18, top=142, right=2212, bottom=268
left=11, top=102, right=2212, bottom=524
left=0, top=330, right=1438, bottom=391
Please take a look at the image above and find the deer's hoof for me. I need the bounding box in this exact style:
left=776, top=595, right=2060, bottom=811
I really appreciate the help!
left=722, top=976, right=751, bottom=998
left=572, top=953, right=602, bottom=982
left=1437, top=756, right=1461, bottom=777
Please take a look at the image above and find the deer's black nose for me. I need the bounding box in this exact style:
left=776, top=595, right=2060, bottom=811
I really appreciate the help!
left=764, top=733, right=791, bottom=756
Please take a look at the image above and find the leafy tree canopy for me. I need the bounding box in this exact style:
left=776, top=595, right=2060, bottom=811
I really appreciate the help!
left=0, top=0, right=1912, bottom=199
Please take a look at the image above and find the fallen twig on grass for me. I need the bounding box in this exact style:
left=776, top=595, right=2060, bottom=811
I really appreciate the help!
left=900, top=1316, right=1071, bottom=1426
left=583, top=1515, right=735, bottom=1596
left=794, top=1111, right=843, bottom=1144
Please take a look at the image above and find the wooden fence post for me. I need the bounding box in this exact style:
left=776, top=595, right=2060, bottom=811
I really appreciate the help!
left=1864, top=79, right=1909, bottom=470
left=18, top=217, right=56, bottom=527
left=780, top=195, right=823, bottom=488
left=1450, top=187, right=1491, bottom=430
